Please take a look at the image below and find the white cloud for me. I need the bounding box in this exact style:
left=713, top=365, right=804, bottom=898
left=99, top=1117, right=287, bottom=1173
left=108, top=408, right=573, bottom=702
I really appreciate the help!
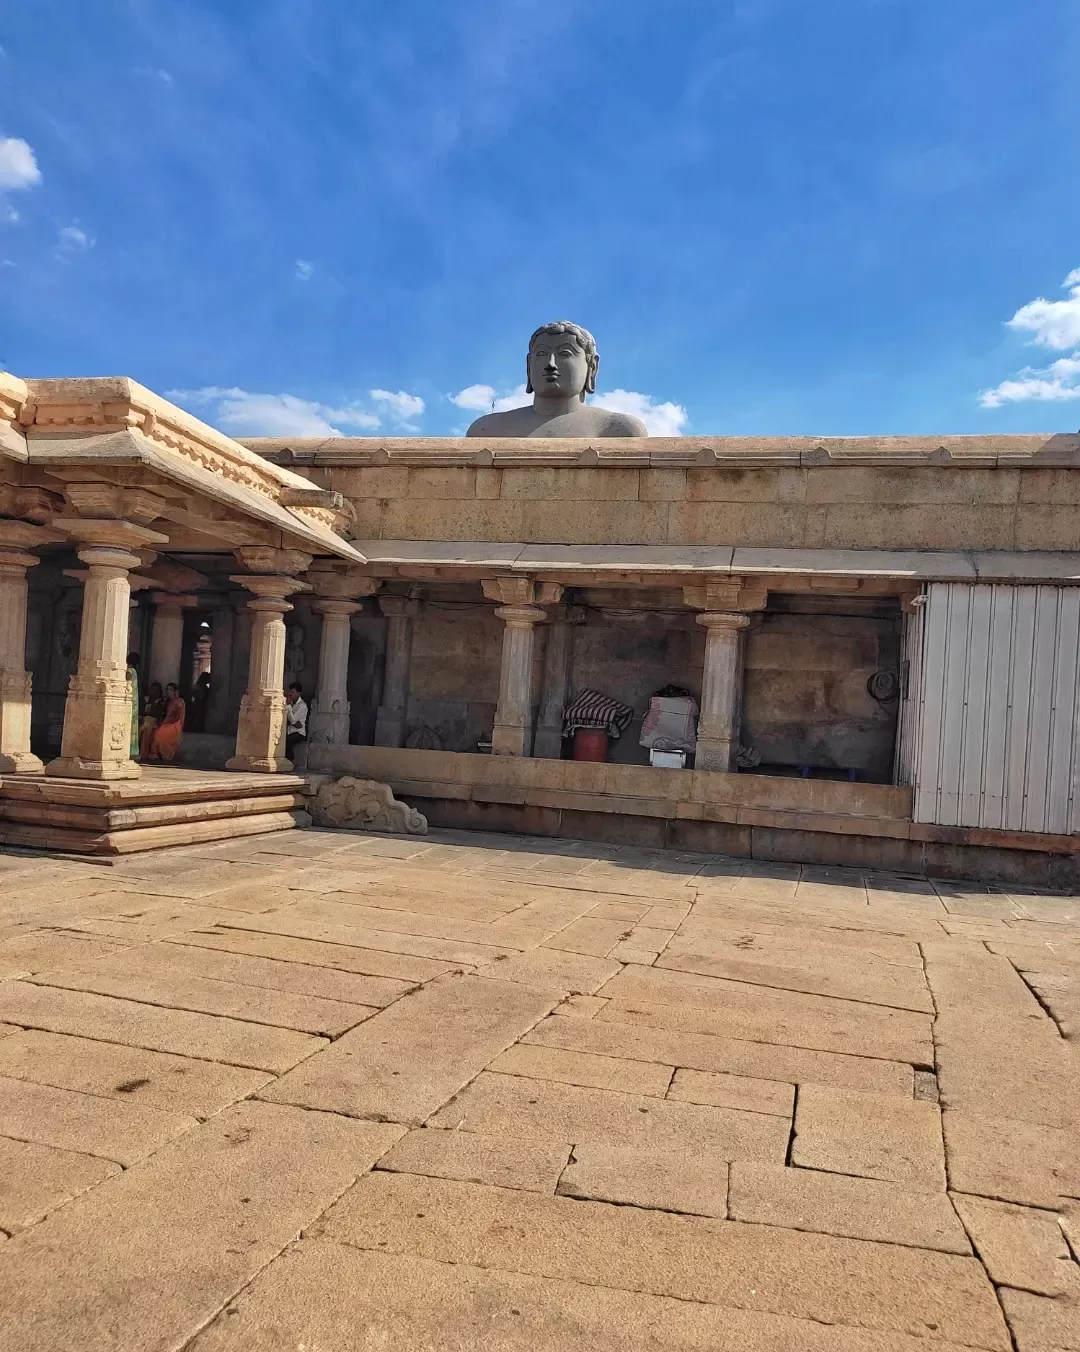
left=168, top=387, right=383, bottom=437
left=981, top=268, right=1080, bottom=408
left=294, top=259, right=313, bottom=281
left=0, top=136, right=40, bottom=191
left=1006, top=270, right=1080, bottom=351
left=135, top=66, right=174, bottom=87
left=980, top=354, right=1080, bottom=408
left=450, top=383, right=497, bottom=411
left=448, top=383, right=530, bottom=414
left=371, top=389, right=425, bottom=422
left=590, top=389, right=688, bottom=436
left=56, top=225, right=92, bottom=254
left=492, top=384, right=529, bottom=412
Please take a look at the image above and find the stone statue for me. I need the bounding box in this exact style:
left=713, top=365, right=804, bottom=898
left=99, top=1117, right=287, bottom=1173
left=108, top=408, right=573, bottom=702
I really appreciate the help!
left=466, top=321, right=648, bottom=438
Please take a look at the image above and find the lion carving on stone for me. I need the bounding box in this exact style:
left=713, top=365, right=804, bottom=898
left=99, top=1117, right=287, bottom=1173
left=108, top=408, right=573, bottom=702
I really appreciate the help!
left=311, top=776, right=427, bottom=835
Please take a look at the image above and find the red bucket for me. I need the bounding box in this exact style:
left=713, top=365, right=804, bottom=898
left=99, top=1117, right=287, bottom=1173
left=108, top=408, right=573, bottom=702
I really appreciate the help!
left=572, top=729, right=609, bottom=762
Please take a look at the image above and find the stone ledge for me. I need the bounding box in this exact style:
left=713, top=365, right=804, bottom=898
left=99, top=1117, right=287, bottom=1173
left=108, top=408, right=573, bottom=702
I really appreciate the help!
left=245, top=433, right=1080, bottom=469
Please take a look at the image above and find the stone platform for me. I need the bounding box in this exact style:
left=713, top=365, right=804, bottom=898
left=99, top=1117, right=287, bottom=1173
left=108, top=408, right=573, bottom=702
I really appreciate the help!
left=0, top=827, right=1076, bottom=1350
left=0, top=767, right=310, bottom=856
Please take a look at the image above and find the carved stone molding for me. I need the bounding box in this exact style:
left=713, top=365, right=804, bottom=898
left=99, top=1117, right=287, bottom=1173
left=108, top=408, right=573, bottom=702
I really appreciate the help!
left=311, top=776, right=428, bottom=835
left=682, top=579, right=768, bottom=613
left=234, top=546, right=313, bottom=577
left=482, top=577, right=564, bottom=607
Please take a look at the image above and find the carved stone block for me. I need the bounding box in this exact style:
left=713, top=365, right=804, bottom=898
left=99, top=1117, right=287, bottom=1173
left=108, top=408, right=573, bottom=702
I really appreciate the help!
left=311, top=776, right=428, bottom=835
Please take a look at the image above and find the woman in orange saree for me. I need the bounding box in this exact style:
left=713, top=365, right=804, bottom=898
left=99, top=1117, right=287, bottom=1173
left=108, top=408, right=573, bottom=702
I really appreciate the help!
left=148, top=683, right=186, bottom=762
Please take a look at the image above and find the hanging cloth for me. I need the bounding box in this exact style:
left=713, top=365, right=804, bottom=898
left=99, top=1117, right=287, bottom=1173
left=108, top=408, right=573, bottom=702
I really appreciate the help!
left=562, top=689, right=635, bottom=741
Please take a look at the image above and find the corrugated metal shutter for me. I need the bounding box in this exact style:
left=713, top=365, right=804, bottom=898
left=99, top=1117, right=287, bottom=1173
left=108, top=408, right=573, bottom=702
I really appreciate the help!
left=912, top=583, right=1080, bottom=833
left=894, top=599, right=925, bottom=788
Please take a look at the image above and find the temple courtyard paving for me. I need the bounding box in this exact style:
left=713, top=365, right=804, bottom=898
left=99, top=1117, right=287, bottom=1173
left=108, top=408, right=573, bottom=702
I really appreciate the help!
left=0, top=827, right=1077, bottom=1351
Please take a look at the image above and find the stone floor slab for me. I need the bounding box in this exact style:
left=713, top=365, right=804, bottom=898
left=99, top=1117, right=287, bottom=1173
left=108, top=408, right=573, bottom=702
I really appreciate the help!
left=157, top=935, right=414, bottom=1006
left=943, top=1110, right=1079, bottom=1209
left=186, top=1240, right=990, bottom=1352
left=527, top=1012, right=914, bottom=1095
left=598, top=965, right=933, bottom=1064
left=475, top=947, right=621, bottom=994
left=0, top=1073, right=197, bottom=1166
left=0, top=1137, right=119, bottom=1235
left=0, top=931, right=131, bottom=981
left=322, top=1172, right=1010, bottom=1348
left=658, top=938, right=934, bottom=1012
left=186, top=924, right=456, bottom=981
left=558, top=1142, right=729, bottom=1217
left=952, top=1194, right=1074, bottom=1296
left=488, top=1042, right=674, bottom=1096
left=792, top=1086, right=946, bottom=1191
left=262, top=974, right=556, bottom=1124
left=668, top=1066, right=795, bottom=1116
left=0, top=1101, right=403, bottom=1352
left=729, top=1162, right=971, bottom=1253
left=0, top=1029, right=272, bottom=1116
left=31, top=957, right=377, bottom=1037
left=377, top=1126, right=570, bottom=1193
left=0, top=979, right=327, bottom=1072
left=429, top=1071, right=791, bottom=1161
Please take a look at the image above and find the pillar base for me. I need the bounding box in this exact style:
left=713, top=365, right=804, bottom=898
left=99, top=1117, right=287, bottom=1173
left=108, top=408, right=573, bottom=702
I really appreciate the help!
left=45, top=755, right=141, bottom=781
left=309, top=709, right=350, bottom=746
left=0, top=750, right=45, bottom=774
left=694, top=738, right=737, bottom=773
left=373, top=710, right=405, bottom=747
left=492, top=721, right=531, bottom=757
left=532, top=721, right=564, bottom=759
left=225, top=754, right=294, bottom=774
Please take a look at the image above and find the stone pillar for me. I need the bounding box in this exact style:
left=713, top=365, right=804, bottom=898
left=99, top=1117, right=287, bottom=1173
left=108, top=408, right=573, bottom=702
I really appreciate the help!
left=46, top=542, right=148, bottom=780
left=307, top=566, right=380, bottom=747
left=0, top=522, right=51, bottom=772
left=309, top=600, right=361, bottom=745
left=491, top=605, right=546, bottom=756
left=533, top=605, right=584, bottom=760
left=226, top=548, right=312, bottom=773
left=205, top=603, right=235, bottom=734
left=693, top=613, right=751, bottom=772
left=374, top=596, right=419, bottom=748
left=148, top=593, right=198, bottom=689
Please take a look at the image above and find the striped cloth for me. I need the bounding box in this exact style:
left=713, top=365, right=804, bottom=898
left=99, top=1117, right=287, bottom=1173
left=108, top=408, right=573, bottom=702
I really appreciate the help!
left=562, top=689, right=635, bottom=740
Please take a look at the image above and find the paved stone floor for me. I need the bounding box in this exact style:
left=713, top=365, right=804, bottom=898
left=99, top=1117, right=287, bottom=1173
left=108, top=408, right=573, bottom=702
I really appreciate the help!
left=0, top=827, right=1077, bottom=1351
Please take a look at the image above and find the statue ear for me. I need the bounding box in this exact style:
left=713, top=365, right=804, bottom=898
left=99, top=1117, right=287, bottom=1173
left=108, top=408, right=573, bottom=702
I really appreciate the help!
left=525, top=353, right=533, bottom=396
left=585, top=353, right=598, bottom=397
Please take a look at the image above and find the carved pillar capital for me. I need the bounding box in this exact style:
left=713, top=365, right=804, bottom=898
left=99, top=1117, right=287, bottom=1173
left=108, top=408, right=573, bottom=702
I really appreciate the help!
left=493, top=604, right=546, bottom=629
left=482, top=577, right=564, bottom=608
left=695, top=611, right=752, bottom=634
left=683, top=578, right=767, bottom=614
left=307, top=561, right=380, bottom=604
left=233, top=546, right=313, bottom=576
left=378, top=594, right=421, bottom=621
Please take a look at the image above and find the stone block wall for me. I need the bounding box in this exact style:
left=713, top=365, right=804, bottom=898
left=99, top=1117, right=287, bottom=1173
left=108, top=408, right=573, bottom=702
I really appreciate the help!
left=244, top=442, right=1080, bottom=552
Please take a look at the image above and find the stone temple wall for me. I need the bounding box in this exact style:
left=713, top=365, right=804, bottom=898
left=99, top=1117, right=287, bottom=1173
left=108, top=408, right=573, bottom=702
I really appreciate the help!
left=255, top=453, right=1080, bottom=553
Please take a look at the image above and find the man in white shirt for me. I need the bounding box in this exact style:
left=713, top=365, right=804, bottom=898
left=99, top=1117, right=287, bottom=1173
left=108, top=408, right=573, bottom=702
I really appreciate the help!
left=285, top=682, right=308, bottom=768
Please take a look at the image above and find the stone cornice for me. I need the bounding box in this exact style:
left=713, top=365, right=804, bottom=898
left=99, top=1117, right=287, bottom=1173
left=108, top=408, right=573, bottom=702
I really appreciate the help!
left=19, top=377, right=350, bottom=536
left=243, top=432, right=1080, bottom=470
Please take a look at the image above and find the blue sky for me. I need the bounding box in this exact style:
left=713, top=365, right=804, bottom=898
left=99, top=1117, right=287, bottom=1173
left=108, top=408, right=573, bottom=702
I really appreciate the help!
left=1, top=0, right=1078, bottom=438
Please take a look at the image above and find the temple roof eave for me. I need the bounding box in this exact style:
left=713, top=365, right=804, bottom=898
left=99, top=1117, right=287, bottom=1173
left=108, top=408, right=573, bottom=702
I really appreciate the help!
left=351, top=539, right=1080, bottom=587
left=24, top=428, right=366, bottom=563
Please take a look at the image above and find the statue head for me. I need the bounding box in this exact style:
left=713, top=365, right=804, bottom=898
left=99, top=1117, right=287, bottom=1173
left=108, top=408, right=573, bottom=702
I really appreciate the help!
left=525, top=321, right=598, bottom=402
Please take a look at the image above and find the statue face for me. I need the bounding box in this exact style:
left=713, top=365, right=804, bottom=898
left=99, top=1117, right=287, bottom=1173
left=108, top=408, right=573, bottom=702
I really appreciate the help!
left=528, top=332, right=590, bottom=400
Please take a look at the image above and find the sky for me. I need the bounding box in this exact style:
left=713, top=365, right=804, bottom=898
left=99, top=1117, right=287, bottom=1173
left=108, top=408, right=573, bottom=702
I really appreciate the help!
left=1, top=0, right=1078, bottom=439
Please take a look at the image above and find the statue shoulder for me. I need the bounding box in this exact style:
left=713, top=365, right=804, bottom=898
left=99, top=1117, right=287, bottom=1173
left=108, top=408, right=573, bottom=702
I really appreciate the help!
left=599, top=409, right=649, bottom=437
left=466, top=409, right=526, bottom=437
